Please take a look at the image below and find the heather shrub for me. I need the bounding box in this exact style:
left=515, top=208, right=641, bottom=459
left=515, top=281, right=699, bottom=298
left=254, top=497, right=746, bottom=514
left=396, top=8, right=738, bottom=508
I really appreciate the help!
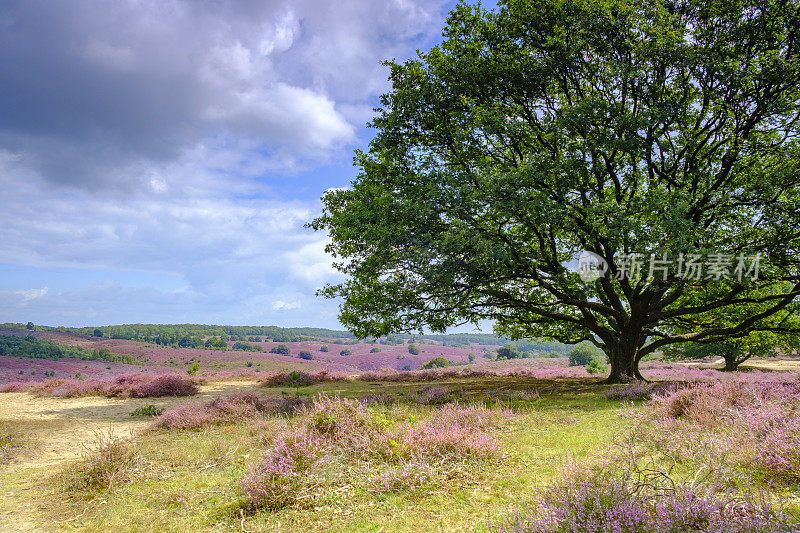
left=241, top=426, right=324, bottom=511
left=657, top=382, right=758, bottom=426
left=132, top=374, right=198, bottom=397
left=490, top=464, right=794, bottom=533
left=157, top=393, right=307, bottom=430
left=368, top=460, right=432, bottom=493
left=73, top=434, right=142, bottom=492
left=411, top=385, right=451, bottom=405
left=240, top=394, right=515, bottom=512
left=0, top=382, right=28, bottom=393
left=623, top=378, right=800, bottom=486
left=260, top=370, right=329, bottom=387
left=749, top=411, right=800, bottom=482
left=10, top=373, right=199, bottom=399
left=405, top=403, right=511, bottom=460
left=299, top=395, right=392, bottom=455
left=603, top=382, right=676, bottom=402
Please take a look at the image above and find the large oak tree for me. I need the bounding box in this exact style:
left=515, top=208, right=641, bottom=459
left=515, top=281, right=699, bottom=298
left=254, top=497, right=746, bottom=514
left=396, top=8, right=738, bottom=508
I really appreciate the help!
left=312, top=0, right=800, bottom=382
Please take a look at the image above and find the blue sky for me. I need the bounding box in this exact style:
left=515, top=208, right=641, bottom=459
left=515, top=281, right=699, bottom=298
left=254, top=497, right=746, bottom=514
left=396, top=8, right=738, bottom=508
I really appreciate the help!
left=0, top=0, right=496, bottom=329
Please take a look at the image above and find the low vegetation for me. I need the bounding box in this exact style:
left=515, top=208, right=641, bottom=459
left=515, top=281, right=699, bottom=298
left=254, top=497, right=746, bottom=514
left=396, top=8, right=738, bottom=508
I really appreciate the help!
left=0, top=373, right=198, bottom=398
left=0, top=367, right=780, bottom=531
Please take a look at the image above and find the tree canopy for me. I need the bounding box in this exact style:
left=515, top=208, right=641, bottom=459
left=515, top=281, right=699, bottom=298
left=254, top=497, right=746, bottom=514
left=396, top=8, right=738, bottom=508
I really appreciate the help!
left=312, top=0, right=800, bottom=382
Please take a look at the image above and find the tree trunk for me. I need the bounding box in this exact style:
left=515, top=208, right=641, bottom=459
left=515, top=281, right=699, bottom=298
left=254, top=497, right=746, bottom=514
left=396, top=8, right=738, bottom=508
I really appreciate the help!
left=605, top=347, right=638, bottom=383
left=722, top=354, right=739, bottom=372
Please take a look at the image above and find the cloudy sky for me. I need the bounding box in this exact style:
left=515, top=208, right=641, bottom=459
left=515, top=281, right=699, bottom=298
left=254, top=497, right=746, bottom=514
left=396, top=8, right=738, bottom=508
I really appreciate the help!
left=0, top=0, right=490, bottom=329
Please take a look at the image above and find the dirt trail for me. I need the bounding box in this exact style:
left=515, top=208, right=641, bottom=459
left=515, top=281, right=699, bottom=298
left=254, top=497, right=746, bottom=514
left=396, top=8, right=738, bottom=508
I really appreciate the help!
left=0, top=380, right=258, bottom=531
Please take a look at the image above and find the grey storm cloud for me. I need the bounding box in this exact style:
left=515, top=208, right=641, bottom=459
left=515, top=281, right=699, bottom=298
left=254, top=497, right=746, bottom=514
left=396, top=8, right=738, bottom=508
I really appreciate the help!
left=0, top=0, right=449, bottom=191
left=0, top=0, right=452, bottom=327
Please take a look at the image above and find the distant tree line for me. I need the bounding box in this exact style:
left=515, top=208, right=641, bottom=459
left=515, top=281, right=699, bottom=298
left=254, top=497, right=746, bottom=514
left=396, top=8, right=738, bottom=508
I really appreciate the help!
left=0, top=334, right=134, bottom=365
left=0, top=323, right=571, bottom=353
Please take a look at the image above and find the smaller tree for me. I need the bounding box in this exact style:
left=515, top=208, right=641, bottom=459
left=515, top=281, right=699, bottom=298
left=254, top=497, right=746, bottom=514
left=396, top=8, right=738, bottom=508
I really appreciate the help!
left=269, top=344, right=290, bottom=355
left=408, top=344, right=420, bottom=355
left=370, top=347, right=381, bottom=353
left=340, top=349, right=352, bottom=356
left=662, top=332, right=800, bottom=372
left=568, top=344, right=601, bottom=367
left=26, top=322, right=35, bottom=331
left=320, top=345, right=329, bottom=352
left=298, top=350, right=313, bottom=360
left=496, top=344, right=522, bottom=360
left=421, top=357, right=449, bottom=369
left=92, top=328, right=103, bottom=338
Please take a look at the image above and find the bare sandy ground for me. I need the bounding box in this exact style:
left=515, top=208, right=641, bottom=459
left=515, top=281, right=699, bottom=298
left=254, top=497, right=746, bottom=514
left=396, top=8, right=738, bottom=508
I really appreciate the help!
left=0, top=380, right=259, bottom=531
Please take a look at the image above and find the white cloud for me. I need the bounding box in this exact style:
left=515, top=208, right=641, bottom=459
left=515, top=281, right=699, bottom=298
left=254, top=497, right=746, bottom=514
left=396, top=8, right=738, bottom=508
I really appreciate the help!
left=272, top=299, right=302, bottom=311
left=15, top=287, right=48, bottom=303
left=285, top=239, right=340, bottom=284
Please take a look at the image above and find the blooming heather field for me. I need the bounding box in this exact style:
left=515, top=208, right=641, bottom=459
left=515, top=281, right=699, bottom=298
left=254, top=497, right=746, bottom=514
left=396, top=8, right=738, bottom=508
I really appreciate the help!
left=2, top=368, right=799, bottom=531
left=0, top=328, right=496, bottom=380
left=2, top=327, right=800, bottom=531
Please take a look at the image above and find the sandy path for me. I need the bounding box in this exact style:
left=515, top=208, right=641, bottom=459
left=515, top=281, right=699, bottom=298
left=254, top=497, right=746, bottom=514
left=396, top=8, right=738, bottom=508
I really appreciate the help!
left=0, top=380, right=258, bottom=531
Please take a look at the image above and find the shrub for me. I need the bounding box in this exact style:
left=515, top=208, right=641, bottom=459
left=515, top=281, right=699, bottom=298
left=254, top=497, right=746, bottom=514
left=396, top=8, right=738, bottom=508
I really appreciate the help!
left=157, top=393, right=304, bottom=430
left=603, top=382, right=675, bottom=402
left=420, top=357, right=449, bottom=369
left=468, top=353, right=475, bottom=362
left=585, top=353, right=608, bottom=375
left=187, top=362, right=200, bottom=375
left=368, top=460, right=432, bottom=493
left=130, top=404, right=163, bottom=417
left=405, top=403, right=510, bottom=460
left=261, top=371, right=330, bottom=387
left=319, top=345, right=329, bottom=352
left=0, top=428, right=21, bottom=464
left=241, top=427, right=323, bottom=511
left=133, top=375, right=198, bottom=398
left=340, top=349, right=352, bottom=356
left=73, top=435, right=140, bottom=492
left=411, top=385, right=451, bottom=405
left=298, top=350, right=313, bottom=360
left=490, top=464, right=794, bottom=533
left=568, top=344, right=600, bottom=367
left=408, top=344, right=420, bottom=355
left=370, top=347, right=382, bottom=353
left=269, top=344, right=290, bottom=355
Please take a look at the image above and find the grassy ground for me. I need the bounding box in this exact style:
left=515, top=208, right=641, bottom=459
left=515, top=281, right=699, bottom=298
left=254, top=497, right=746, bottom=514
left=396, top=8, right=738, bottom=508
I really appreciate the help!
left=1, top=376, right=797, bottom=532
left=0, top=377, right=631, bottom=532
